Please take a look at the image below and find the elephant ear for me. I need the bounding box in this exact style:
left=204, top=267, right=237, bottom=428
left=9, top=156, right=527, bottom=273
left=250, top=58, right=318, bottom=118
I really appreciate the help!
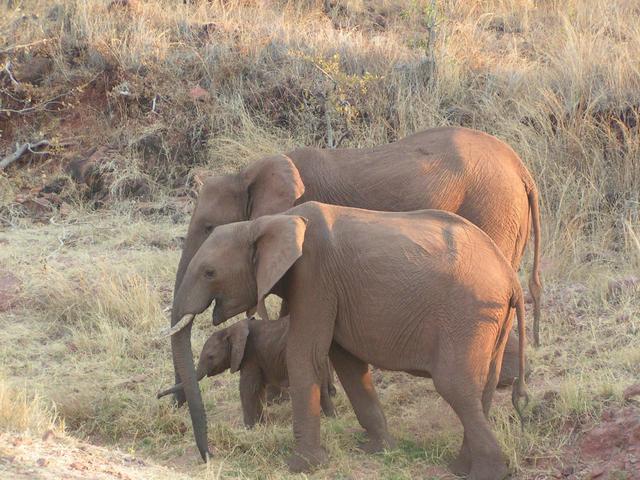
left=250, top=215, right=308, bottom=319
left=228, top=319, right=250, bottom=373
left=243, top=155, right=305, bottom=219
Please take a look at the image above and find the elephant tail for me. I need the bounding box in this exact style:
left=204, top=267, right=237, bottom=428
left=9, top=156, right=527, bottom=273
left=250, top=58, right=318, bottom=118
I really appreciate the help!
left=526, top=182, right=543, bottom=347
left=511, top=283, right=529, bottom=431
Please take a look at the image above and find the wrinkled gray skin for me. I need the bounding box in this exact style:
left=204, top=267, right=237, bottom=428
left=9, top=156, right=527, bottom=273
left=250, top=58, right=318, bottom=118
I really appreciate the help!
left=168, top=126, right=542, bottom=462
left=171, top=203, right=529, bottom=478
left=158, top=316, right=335, bottom=427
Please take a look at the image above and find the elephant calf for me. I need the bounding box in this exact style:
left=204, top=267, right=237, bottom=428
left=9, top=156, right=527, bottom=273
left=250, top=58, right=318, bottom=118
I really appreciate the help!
left=158, top=315, right=335, bottom=427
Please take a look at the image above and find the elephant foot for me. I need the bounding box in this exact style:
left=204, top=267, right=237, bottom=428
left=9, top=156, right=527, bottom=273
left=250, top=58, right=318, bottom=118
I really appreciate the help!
left=358, top=434, right=396, bottom=454
left=286, top=446, right=327, bottom=473
left=449, top=448, right=471, bottom=476
left=245, top=418, right=264, bottom=429
left=468, top=460, right=509, bottom=480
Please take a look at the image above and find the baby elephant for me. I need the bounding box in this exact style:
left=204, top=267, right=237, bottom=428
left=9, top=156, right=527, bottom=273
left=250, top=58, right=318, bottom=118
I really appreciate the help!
left=158, top=316, right=336, bottom=427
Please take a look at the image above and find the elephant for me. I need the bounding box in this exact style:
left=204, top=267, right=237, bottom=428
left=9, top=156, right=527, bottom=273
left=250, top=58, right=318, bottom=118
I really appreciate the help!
left=157, top=315, right=336, bottom=427
left=168, top=126, right=542, bottom=413
left=169, top=201, right=529, bottom=479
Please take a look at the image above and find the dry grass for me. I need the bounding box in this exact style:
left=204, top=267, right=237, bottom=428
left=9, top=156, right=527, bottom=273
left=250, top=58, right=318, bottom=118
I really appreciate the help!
left=1, top=0, right=639, bottom=478
left=0, top=379, right=61, bottom=434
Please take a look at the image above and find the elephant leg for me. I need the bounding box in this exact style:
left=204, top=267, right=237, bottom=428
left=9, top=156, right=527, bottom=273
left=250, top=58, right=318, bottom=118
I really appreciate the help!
left=278, top=298, right=289, bottom=317
left=265, top=384, right=288, bottom=405
left=327, top=361, right=337, bottom=397
left=451, top=432, right=472, bottom=476
left=286, top=366, right=329, bottom=472
left=257, top=386, right=267, bottom=424
left=320, top=375, right=336, bottom=418
left=450, top=354, right=503, bottom=476
left=433, top=353, right=507, bottom=480
left=285, top=311, right=334, bottom=472
left=329, top=343, right=395, bottom=453
left=484, top=320, right=512, bottom=419
left=482, top=356, right=501, bottom=420
left=498, top=310, right=529, bottom=387
left=444, top=394, right=506, bottom=480
left=240, top=367, right=264, bottom=428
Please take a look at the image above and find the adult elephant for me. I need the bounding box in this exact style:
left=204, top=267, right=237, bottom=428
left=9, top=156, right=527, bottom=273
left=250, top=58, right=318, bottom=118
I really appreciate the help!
left=166, top=203, right=530, bottom=478
left=167, top=126, right=542, bottom=457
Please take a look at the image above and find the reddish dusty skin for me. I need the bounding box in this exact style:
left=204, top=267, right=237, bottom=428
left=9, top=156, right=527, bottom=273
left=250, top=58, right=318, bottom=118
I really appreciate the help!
left=173, top=202, right=529, bottom=479
left=167, top=127, right=542, bottom=464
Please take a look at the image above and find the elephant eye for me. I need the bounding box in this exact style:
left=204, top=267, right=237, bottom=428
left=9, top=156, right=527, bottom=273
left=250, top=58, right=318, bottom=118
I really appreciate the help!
left=204, top=225, right=214, bottom=234
left=204, top=269, right=216, bottom=280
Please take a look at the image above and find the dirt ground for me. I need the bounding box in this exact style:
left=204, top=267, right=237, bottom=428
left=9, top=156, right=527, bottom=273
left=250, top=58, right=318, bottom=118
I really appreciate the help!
left=0, top=431, right=189, bottom=480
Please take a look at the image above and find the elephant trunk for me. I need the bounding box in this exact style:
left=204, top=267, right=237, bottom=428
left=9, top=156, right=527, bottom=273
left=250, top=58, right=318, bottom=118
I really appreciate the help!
left=173, top=247, right=192, bottom=298
left=157, top=383, right=183, bottom=399
left=171, top=318, right=210, bottom=462
left=157, top=371, right=207, bottom=399
left=170, top=248, right=196, bottom=407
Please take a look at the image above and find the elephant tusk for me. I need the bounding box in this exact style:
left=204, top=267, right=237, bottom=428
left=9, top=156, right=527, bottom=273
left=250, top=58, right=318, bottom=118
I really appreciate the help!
left=160, top=314, right=195, bottom=337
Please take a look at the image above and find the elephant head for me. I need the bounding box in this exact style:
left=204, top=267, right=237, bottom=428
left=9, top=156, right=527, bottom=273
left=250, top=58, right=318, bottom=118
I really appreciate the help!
left=169, top=214, right=307, bottom=460
left=168, top=154, right=304, bottom=415
left=157, top=319, right=250, bottom=399
left=173, top=155, right=305, bottom=301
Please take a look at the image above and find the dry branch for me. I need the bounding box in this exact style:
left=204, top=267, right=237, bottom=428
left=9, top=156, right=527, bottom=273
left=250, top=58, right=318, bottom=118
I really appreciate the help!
left=2, top=61, right=20, bottom=87
left=0, top=38, right=54, bottom=55
left=0, top=91, right=70, bottom=115
left=0, top=73, right=100, bottom=116
left=0, top=140, right=50, bottom=170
